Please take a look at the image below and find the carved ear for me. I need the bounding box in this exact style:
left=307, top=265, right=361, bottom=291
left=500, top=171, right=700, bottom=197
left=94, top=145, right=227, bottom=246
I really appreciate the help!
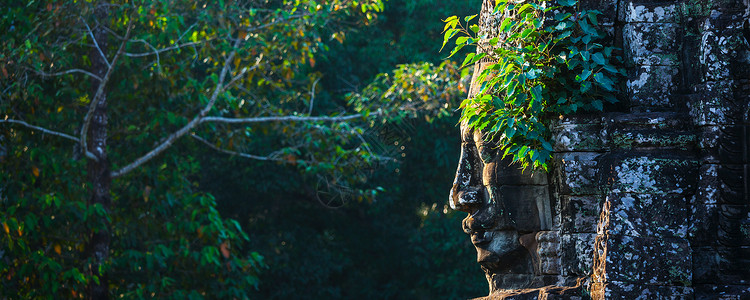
left=519, top=232, right=541, bottom=275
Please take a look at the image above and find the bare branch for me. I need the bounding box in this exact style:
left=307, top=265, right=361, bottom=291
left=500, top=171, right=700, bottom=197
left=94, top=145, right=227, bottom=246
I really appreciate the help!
left=0, top=119, right=79, bottom=142
left=124, top=41, right=205, bottom=57
left=190, top=134, right=285, bottom=162
left=122, top=24, right=203, bottom=58
left=29, top=68, right=103, bottom=81
left=81, top=17, right=111, bottom=68
left=222, top=54, right=263, bottom=92
left=111, top=38, right=243, bottom=178
left=130, top=39, right=162, bottom=72
left=200, top=112, right=376, bottom=125
left=248, top=13, right=311, bottom=33
left=80, top=23, right=133, bottom=160
left=308, top=77, right=321, bottom=115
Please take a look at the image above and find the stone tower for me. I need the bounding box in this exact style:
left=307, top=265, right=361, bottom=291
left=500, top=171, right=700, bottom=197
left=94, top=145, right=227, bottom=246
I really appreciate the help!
left=451, top=0, right=750, bottom=298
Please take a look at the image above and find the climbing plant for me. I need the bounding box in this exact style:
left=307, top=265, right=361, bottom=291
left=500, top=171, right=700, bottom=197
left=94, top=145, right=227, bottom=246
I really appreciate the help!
left=442, top=0, right=623, bottom=170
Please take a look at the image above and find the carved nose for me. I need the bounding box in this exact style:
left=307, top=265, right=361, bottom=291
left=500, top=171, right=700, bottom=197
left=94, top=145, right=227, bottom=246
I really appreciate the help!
left=450, top=143, right=482, bottom=212
left=450, top=184, right=482, bottom=213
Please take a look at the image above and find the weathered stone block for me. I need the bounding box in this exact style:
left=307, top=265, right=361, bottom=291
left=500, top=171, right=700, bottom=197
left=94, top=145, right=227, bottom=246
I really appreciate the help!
left=718, top=204, right=750, bottom=246
left=718, top=164, right=750, bottom=204
left=551, top=115, right=605, bottom=152
left=605, top=112, right=697, bottom=150
left=693, top=247, right=719, bottom=284
left=560, top=233, right=595, bottom=277
left=693, top=247, right=750, bottom=285
left=689, top=203, right=719, bottom=247
left=608, top=130, right=696, bottom=150
left=561, top=195, right=600, bottom=234
left=537, top=231, right=561, bottom=275
left=553, top=153, right=600, bottom=196
left=606, top=112, right=690, bottom=130
left=618, top=1, right=680, bottom=23
left=498, top=185, right=553, bottom=231
left=707, top=0, right=750, bottom=13
left=601, top=152, right=699, bottom=195
left=552, top=124, right=605, bottom=152
left=718, top=126, right=750, bottom=164
left=593, top=235, right=692, bottom=285
left=701, top=12, right=750, bottom=81
left=689, top=81, right=740, bottom=126
left=627, top=66, right=680, bottom=109
left=697, top=165, right=719, bottom=205
left=716, top=247, right=750, bottom=284
left=606, top=112, right=697, bottom=150
left=695, top=284, right=750, bottom=300
left=600, top=193, right=690, bottom=238
left=591, top=281, right=693, bottom=300
left=623, top=23, right=680, bottom=66
left=698, top=127, right=721, bottom=163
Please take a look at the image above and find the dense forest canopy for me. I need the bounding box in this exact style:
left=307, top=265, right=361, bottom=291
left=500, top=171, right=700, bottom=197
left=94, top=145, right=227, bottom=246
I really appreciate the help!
left=1, top=0, right=486, bottom=298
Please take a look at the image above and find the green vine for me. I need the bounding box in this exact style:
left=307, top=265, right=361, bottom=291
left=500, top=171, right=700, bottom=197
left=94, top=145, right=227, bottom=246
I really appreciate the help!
left=442, top=0, right=623, bottom=170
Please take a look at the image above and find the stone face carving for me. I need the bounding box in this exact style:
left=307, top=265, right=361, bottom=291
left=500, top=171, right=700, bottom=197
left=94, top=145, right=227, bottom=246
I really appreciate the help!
left=450, top=122, right=555, bottom=293
left=452, top=0, right=750, bottom=298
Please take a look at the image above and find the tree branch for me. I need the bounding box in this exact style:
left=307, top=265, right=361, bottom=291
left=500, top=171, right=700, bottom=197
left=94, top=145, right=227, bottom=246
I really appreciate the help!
left=221, top=54, right=263, bottom=92
left=200, top=113, right=375, bottom=125
left=0, top=119, right=79, bottom=142
left=124, top=41, right=205, bottom=57
left=111, top=37, right=242, bottom=178
left=129, top=39, right=163, bottom=72
left=28, top=68, right=102, bottom=81
left=308, top=77, right=321, bottom=115
left=81, top=17, right=111, bottom=69
left=190, top=134, right=285, bottom=162
left=79, top=23, right=132, bottom=161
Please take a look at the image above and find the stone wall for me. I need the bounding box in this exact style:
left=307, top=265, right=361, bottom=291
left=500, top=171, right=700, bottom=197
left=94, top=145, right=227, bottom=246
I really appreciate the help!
left=549, top=0, right=750, bottom=298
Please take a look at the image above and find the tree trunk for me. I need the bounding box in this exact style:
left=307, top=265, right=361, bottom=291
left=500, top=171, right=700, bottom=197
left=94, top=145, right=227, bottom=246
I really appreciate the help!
left=86, top=3, right=111, bottom=299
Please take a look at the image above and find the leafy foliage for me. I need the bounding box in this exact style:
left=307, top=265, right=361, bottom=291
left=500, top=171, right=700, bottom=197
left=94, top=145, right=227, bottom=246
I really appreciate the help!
left=0, top=0, right=390, bottom=298
left=347, top=61, right=466, bottom=123
left=1, top=0, right=489, bottom=298
left=443, top=0, right=624, bottom=170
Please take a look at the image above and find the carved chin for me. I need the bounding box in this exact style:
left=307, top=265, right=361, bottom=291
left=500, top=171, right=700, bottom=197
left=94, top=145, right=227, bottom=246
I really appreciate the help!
left=474, top=231, right=522, bottom=271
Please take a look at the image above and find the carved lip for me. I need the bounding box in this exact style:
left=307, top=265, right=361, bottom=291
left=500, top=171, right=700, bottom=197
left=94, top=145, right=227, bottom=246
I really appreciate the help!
left=471, top=231, right=490, bottom=246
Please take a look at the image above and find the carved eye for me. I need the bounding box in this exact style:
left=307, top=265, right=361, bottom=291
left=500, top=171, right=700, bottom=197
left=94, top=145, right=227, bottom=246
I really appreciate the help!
left=477, top=143, right=497, bottom=164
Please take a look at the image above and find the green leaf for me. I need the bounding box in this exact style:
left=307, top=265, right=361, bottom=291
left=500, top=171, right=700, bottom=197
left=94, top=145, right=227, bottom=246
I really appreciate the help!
left=594, top=73, right=615, bottom=91
left=578, top=19, right=597, bottom=36
left=580, top=50, right=590, bottom=61
left=440, top=28, right=460, bottom=51
left=461, top=53, right=476, bottom=68
left=464, top=14, right=477, bottom=23
left=591, top=99, right=603, bottom=110
left=587, top=11, right=600, bottom=25
left=554, top=12, right=573, bottom=21
left=521, top=28, right=534, bottom=39
left=591, top=52, right=605, bottom=65
left=530, top=85, right=542, bottom=103
left=557, top=0, right=577, bottom=7
left=447, top=43, right=465, bottom=58
left=505, top=126, right=516, bottom=138
left=576, top=69, right=592, bottom=82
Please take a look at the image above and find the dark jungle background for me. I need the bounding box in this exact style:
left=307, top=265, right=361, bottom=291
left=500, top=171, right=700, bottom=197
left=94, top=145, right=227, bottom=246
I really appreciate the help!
left=0, top=0, right=486, bottom=298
